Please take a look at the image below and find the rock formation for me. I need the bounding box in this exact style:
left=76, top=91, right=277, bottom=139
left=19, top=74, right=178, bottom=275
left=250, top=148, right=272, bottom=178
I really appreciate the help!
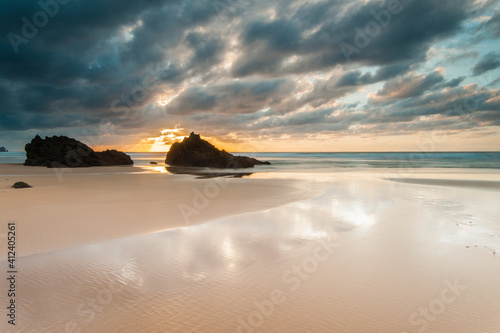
left=12, top=181, right=32, bottom=189
left=0, top=146, right=7, bottom=152
left=166, top=132, right=271, bottom=168
left=24, top=135, right=133, bottom=168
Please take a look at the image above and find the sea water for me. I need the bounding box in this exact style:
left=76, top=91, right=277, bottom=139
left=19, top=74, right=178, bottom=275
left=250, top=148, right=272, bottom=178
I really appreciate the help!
left=2, top=151, right=500, bottom=170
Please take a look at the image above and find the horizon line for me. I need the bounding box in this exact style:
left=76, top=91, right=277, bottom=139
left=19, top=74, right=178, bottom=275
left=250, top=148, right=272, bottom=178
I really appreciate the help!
left=3, top=150, right=500, bottom=153
left=129, top=150, right=500, bottom=154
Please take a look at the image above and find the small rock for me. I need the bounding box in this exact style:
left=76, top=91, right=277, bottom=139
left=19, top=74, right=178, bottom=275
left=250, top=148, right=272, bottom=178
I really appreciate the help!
left=150, top=162, right=158, bottom=165
left=12, top=181, right=32, bottom=189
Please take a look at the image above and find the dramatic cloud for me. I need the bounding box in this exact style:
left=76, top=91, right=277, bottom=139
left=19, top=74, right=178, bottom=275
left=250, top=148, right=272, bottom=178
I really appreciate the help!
left=0, top=0, right=499, bottom=151
left=479, top=8, right=500, bottom=39
left=473, top=51, right=500, bottom=76
left=368, top=69, right=445, bottom=104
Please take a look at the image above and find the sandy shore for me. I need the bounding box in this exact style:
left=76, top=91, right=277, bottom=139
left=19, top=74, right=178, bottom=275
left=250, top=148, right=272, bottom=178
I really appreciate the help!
left=0, top=164, right=317, bottom=258
left=1, top=164, right=499, bottom=332
left=388, top=177, right=500, bottom=189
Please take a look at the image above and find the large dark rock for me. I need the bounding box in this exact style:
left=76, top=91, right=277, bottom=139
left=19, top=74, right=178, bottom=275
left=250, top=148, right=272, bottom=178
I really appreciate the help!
left=95, top=150, right=134, bottom=166
left=24, top=135, right=133, bottom=168
left=166, top=132, right=271, bottom=169
left=0, top=146, right=7, bottom=152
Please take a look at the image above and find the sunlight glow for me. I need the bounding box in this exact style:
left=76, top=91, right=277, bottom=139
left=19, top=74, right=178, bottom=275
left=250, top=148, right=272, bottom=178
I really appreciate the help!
left=157, top=94, right=178, bottom=106
left=137, top=128, right=187, bottom=152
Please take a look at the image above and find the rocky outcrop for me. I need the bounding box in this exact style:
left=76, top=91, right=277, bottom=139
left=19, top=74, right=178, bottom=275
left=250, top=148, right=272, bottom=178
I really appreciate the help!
left=0, top=147, right=7, bottom=152
left=24, top=135, right=133, bottom=168
left=95, top=150, right=134, bottom=166
left=166, top=132, right=271, bottom=168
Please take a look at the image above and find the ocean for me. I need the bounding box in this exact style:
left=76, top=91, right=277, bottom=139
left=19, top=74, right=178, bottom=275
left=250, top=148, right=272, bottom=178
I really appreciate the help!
left=3, top=151, right=500, bottom=170
left=0, top=152, right=500, bottom=172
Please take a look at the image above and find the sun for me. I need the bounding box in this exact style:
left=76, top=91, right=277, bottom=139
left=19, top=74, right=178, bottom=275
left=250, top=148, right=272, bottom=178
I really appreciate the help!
left=140, top=128, right=188, bottom=152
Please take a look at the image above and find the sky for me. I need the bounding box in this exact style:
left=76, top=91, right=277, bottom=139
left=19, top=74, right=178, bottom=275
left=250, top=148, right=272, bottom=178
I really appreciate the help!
left=0, top=0, right=499, bottom=152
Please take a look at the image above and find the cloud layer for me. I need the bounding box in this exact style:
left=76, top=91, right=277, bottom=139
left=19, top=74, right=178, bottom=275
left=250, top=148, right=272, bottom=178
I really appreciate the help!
left=0, top=0, right=499, bottom=150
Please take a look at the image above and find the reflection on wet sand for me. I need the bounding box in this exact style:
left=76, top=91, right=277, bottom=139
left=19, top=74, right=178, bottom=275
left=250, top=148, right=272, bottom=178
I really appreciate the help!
left=12, top=174, right=500, bottom=332
left=166, top=166, right=254, bottom=178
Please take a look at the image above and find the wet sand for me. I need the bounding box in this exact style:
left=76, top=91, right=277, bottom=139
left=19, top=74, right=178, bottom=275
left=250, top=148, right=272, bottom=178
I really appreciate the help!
left=0, top=164, right=315, bottom=258
left=1, top=165, right=499, bottom=332
left=388, top=178, right=500, bottom=190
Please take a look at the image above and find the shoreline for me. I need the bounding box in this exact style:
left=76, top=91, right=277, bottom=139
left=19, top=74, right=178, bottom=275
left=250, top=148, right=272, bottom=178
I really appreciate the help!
left=1, top=165, right=499, bottom=332
left=2, top=164, right=500, bottom=259
left=0, top=164, right=319, bottom=259
left=388, top=178, right=500, bottom=190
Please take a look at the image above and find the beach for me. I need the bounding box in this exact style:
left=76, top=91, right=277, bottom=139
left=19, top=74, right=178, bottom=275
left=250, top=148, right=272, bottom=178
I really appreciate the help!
left=1, top=157, right=500, bottom=332
left=3, top=0, right=500, bottom=331
left=0, top=164, right=315, bottom=258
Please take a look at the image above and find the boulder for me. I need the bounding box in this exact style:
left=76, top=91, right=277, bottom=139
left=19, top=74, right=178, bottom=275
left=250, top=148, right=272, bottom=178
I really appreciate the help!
left=24, top=135, right=133, bottom=168
left=95, top=150, right=134, bottom=166
left=12, top=181, right=32, bottom=189
left=0, top=146, right=7, bottom=152
left=166, top=132, right=271, bottom=168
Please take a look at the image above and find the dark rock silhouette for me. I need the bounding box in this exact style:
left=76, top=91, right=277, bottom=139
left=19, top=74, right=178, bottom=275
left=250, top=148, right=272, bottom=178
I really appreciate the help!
left=95, top=150, right=134, bottom=166
left=0, top=147, right=7, bottom=152
left=166, top=132, right=271, bottom=168
left=24, top=135, right=133, bottom=168
left=12, top=181, right=32, bottom=189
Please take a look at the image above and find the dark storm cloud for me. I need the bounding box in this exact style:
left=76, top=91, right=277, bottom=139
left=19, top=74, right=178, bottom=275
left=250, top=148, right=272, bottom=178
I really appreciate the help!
left=186, top=32, right=224, bottom=69
left=473, top=51, right=500, bottom=76
left=479, top=9, right=500, bottom=39
left=489, top=77, right=500, bottom=87
left=336, top=71, right=373, bottom=87
left=439, top=51, right=478, bottom=65
left=252, top=107, right=339, bottom=129
left=0, top=0, right=225, bottom=130
left=232, top=0, right=474, bottom=77
left=440, top=77, right=466, bottom=88
left=0, top=0, right=498, bottom=146
left=369, top=70, right=445, bottom=104
left=244, top=19, right=301, bottom=52
left=244, top=85, right=500, bottom=135
left=1, top=0, right=167, bottom=79
left=369, top=85, right=500, bottom=124
left=335, top=64, right=411, bottom=88
left=167, top=78, right=294, bottom=115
